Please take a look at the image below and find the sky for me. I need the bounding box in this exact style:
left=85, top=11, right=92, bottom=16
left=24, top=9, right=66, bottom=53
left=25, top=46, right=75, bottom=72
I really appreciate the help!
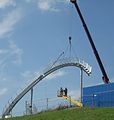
left=0, top=0, right=114, bottom=117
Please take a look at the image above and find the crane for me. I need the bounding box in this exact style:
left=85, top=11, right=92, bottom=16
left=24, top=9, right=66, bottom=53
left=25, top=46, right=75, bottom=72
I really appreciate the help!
left=70, top=0, right=110, bottom=84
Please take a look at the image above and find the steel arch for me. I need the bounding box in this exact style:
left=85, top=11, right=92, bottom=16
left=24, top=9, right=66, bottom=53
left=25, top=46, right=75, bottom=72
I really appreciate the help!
left=2, top=58, right=92, bottom=118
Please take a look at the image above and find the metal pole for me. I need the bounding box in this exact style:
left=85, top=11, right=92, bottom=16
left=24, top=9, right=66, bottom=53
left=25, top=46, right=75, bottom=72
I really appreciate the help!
left=92, top=94, right=94, bottom=108
left=69, top=96, right=72, bottom=107
left=30, top=88, right=33, bottom=114
left=25, top=101, right=27, bottom=115
left=80, top=68, right=83, bottom=104
left=46, top=98, right=48, bottom=110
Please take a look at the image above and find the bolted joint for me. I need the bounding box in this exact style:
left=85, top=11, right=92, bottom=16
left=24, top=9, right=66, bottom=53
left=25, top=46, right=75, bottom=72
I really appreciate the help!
left=70, top=0, right=76, bottom=4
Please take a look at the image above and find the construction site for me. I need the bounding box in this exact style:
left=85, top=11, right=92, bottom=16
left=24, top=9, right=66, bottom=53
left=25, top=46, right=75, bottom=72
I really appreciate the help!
left=0, top=0, right=114, bottom=119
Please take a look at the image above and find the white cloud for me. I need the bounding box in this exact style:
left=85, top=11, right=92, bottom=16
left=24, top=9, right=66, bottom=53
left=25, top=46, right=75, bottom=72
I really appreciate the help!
left=22, top=70, right=65, bottom=83
left=0, top=40, right=23, bottom=68
left=0, top=73, right=7, bottom=81
left=0, top=0, right=16, bottom=9
left=9, top=40, right=23, bottom=64
left=26, top=0, right=69, bottom=12
left=0, top=88, right=8, bottom=96
left=21, top=70, right=36, bottom=81
left=0, top=49, right=8, bottom=55
left=37, top=0, right=58, bottom=12
left=68, top=90, right=80, bottom=100
left=22, top=70, right=32, bottom=78
left=0, top=8, right=22, bottom=38
left=45, top=70, right=65, bottom=80
left=0, top=49, right=9, bottom=68
left=21, top=70, right=42, bottom=85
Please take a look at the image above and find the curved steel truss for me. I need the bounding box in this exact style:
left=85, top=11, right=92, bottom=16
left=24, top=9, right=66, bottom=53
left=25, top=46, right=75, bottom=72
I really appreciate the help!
left=2, top=58, right=92, bottom=118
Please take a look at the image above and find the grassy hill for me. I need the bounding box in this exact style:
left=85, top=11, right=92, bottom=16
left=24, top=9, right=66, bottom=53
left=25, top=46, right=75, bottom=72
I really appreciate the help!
left=5, top=107, right=114, bottom=120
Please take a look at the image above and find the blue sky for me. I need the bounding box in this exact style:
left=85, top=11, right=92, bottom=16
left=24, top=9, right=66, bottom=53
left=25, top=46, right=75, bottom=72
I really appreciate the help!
left=0, top=0, right=114, bottom=117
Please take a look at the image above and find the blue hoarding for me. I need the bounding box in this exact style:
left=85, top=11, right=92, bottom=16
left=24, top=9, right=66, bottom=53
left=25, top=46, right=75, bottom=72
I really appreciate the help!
left=83, top=83, right=114, bottom=107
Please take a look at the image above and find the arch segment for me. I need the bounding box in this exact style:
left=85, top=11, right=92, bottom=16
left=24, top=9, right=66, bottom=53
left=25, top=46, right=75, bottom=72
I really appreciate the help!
left=2, top=58, right=92, bottom=118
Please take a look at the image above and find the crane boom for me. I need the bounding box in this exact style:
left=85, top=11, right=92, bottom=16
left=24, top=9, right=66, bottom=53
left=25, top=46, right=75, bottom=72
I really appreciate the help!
left=70, top=0, right=109, bottom=84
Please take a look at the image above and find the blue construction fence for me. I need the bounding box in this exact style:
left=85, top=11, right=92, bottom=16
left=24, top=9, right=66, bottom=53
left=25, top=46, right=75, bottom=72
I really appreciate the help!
left=83, top=82, right=114, bottom=107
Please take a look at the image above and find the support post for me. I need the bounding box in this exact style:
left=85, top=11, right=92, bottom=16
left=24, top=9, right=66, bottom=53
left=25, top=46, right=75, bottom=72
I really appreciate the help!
left=30, top=88, right=33, bottom=114
left=80, top=68, right=83, bottom=104
left=46, top=98, right=48, bottom=110
left=69, top=96, right=72, bottom=107
left=92, top=94, right=94, bottom=108
left=25, top=101, right=27, bottom=115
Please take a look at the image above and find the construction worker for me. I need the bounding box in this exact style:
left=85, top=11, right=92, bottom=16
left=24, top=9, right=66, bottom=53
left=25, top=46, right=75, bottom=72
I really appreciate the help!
left=64, top=88, right=68, bottom=97
left=60, top=87, right=63, bottom=96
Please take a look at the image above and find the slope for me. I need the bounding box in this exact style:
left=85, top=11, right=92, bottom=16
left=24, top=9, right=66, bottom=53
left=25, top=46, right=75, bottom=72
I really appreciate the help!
left=4, top=107, right=114, bottom=120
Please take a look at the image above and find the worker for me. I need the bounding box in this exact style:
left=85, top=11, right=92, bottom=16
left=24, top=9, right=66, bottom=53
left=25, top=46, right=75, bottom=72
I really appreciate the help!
left=60, top=87, right=63, bottom=96
left=64, top=88, right=68, bottom=97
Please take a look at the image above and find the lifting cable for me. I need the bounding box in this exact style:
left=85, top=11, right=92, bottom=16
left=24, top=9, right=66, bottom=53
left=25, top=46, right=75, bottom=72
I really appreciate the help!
left=51, top=51, right=64, bottom=68
left=52, top=36, right=79, bottom=69
left=51, top=3, right=79, bottom=67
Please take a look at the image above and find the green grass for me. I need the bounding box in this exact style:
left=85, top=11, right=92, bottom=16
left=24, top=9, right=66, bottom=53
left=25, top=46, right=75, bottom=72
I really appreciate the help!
left=4, top=107, right=114, bottom=120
